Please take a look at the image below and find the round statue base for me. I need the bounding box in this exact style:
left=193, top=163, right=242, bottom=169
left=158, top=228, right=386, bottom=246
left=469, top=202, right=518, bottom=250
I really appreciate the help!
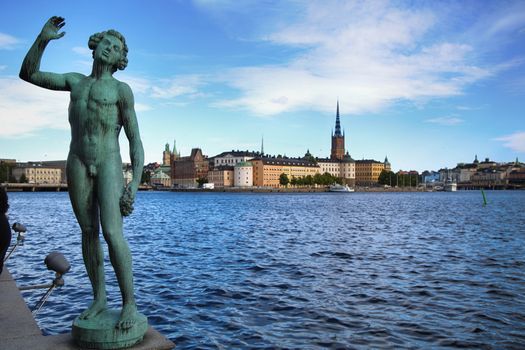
left=72, top=309, right=148, bottom=349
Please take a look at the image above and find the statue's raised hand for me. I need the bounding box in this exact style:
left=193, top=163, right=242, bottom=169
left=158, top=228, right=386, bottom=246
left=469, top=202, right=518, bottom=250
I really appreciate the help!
left=40, top=16, right=66, bottom=41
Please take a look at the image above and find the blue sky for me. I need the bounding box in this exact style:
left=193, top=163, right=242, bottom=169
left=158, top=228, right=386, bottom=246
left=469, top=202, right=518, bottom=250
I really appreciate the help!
left=1, top=0, right=524, bottom=172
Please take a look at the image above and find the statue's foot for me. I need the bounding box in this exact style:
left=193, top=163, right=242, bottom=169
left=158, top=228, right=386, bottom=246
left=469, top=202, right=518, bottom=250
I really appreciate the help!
left=116, top=303, right=138, bottom=330
left=79, top=299, right=107, bottom=320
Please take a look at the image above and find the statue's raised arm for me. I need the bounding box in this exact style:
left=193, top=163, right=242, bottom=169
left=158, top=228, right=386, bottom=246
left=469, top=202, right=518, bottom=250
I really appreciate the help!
left=19, top=16, right=83, bottom=91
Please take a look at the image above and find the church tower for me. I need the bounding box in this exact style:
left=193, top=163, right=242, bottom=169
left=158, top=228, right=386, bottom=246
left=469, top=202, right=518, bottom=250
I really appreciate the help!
left=330, top=101, right=345, bottom=160
left=163, top=142, right=171, bottom=166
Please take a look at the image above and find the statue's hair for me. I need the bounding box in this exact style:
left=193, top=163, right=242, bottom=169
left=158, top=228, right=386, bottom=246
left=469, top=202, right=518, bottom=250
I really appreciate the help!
left=88, top=30, right=128, bottom=72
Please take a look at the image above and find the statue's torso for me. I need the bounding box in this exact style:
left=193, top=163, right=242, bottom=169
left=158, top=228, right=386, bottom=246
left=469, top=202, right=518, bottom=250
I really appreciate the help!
left=68, top=77, right=122, bottom=169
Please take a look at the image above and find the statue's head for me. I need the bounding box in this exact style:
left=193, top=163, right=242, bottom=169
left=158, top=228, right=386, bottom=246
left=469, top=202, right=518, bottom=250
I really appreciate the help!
left=88, top=30, right=128, bottom=73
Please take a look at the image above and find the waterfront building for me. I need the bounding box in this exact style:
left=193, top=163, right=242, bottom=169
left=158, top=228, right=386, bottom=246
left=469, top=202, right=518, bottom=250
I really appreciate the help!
left=234, top=161, right=253, bottom=187
left=211, top=150, right=260, bottom=168
left=207, top=166, right=234, bottom=188
left=422, top=171, right=440, bottom=184
left=151, top=168, right=171, bottom=187
left=161, top=140, right=180, bottom=178
left=12, top=162, right=61, bottom=184
left=470, top=168, right=507, bottom=187
left=439, top=168, right=460, bottom=183
left=477, top=157, right=497, bottom=170
left=172, top=148, right=209, bottom=187
left=384, top=156, right=391, bottom=172
left=508, top=168, right=525, bottom=186
left=452, top=156, right=480, bottom=183
left=355, top=159, right=386, bottom=186
left=315, top=102, right=356, bottom=185
left=40, top=160, right=67, bottom=183
left=163, top=140, right=180, bottom=167
left=458, top=165, right=477, bottom=183
left=331, top=101, right=345, bottom=160
left=317, top=152, right=356, bottom=186
left=251, top=157, right=319, bottom=188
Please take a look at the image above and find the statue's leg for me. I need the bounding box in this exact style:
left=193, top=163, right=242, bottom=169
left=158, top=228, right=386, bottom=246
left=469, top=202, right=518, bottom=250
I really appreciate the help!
left=97, top=159, right=137, bottom=329
left=67, top=155, right=107, bottom=319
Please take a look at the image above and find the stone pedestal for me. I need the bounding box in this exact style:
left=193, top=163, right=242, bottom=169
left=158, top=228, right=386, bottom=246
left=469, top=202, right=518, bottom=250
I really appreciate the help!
left=72, top=309, right=148, bottom=349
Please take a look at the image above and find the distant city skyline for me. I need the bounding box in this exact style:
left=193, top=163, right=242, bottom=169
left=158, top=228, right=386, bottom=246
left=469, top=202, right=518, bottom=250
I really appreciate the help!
left=1, top=0, right=524, bottom=172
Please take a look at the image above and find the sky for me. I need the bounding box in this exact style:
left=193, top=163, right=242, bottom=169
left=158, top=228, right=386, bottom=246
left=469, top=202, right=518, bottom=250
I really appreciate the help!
left=1, top=0, right=524, bottom=172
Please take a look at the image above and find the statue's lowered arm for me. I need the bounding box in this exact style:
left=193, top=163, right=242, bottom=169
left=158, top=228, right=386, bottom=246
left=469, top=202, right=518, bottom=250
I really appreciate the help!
left=119, top=82, right=144, bottom=217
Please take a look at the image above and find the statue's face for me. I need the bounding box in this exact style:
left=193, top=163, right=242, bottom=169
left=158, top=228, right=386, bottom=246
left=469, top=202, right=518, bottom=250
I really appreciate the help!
left=94, top=34, right=123, bottom=67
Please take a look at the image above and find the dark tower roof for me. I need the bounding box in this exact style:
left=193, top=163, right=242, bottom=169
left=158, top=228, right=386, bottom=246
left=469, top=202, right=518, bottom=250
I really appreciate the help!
left=334, top=100, right=342, bottom=137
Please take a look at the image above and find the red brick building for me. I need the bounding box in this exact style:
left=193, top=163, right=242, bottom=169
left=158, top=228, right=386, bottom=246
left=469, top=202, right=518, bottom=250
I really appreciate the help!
left=172, top=148, right=209, bottom=187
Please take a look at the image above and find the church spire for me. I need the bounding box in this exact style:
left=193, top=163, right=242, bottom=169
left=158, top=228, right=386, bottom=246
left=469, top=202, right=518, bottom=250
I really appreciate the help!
left=334, top=100, right=342, bottom=136
left=261, top=135, right=264, bottom=155
left=172, top=140, right=178, bottom=157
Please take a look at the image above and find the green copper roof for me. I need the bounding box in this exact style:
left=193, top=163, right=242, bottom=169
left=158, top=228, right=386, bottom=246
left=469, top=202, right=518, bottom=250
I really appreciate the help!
left=235, top=161, right=253, bottom=167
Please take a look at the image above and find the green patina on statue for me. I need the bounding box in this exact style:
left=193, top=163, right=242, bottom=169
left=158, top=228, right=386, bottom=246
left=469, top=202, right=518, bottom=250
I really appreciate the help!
left=20, top=16, right=147, bottom=349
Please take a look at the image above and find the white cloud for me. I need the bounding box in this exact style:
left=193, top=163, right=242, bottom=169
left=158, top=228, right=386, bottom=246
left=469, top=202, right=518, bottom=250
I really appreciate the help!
left=72, top=46, right=92, bottom=57
left=150, top=76, right=204, bottom=99
left=213, top=1, right=495, bottom=116
left=486, top=6, right=525, bottom=36
left=0, top=77, right=69, bottom=137
left=425, top=116, right=464, bottom=126
left=135, top=103, right=152, bottom=112
left=0, top=33, right=20, bottom=49
left=119, top=74, right=205, bottom=101
left=120, top=74, right=153, bottom=94
left=495, top=131, right=525, bottom=153
left=0, top=75, right=157, bottom=137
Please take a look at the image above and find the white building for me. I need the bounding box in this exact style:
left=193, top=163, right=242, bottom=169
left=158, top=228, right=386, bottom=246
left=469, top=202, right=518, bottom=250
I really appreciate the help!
left=317, top=152, right=356, bottom=185
left=234, top=161, right=253, bottom=187
left=212, top=150, right=260, bottom=168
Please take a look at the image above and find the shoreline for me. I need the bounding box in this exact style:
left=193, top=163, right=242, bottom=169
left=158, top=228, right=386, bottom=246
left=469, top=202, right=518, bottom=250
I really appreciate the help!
left=3, top=183, right=523, bottom=193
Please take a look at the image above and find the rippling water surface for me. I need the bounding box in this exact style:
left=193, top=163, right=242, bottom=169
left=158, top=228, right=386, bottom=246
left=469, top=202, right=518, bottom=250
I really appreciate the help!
left=5, top=191, right=525, bottom=349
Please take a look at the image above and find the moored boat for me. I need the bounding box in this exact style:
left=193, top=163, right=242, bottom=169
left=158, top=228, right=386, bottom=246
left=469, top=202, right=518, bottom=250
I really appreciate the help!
left=329, top=184, right=355, bottom=192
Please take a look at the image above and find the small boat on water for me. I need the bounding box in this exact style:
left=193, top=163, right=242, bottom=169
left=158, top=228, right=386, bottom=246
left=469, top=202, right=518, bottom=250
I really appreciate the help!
left=329, top=184, right=355, bottom=192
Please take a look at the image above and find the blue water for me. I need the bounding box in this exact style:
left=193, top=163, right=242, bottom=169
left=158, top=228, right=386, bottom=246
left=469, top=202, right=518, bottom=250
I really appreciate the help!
left=4, top=191, right=525, bottom=349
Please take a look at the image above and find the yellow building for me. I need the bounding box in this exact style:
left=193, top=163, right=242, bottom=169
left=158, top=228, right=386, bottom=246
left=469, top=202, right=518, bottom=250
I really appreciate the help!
left=12, top=164, right=62, bottom=184
left=317, top=152, right=356, bottom=186
left=252, top=157, right=319, bottom=187
left=355, top=159, right=385, bottom=186
left=207, top=166, right=234, bottom=188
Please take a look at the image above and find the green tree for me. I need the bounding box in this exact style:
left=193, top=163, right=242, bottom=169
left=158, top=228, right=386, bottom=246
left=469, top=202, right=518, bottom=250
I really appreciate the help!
left=313, top=173, right=323, bottom=185
left=196, top=177, right=208, bottom=187
left=0, top=163, right=13, bottom=183
left=279, top=173, right=289, bottom=187
left=19, top=173, right=28, bottom=183
left=304, top=175, right=314, bottom=186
